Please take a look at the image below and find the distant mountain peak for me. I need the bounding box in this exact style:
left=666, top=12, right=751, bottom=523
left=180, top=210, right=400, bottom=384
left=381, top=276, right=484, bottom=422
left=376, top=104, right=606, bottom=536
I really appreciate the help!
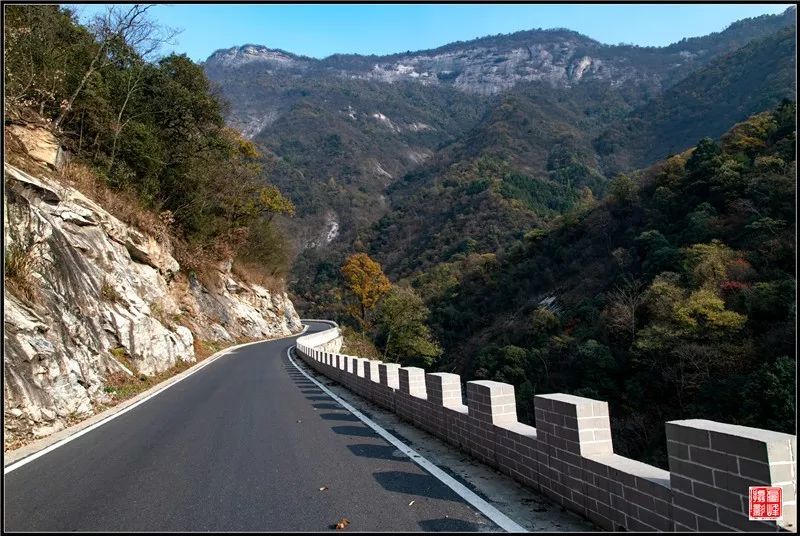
left=205, top=44, right=308, bottom=69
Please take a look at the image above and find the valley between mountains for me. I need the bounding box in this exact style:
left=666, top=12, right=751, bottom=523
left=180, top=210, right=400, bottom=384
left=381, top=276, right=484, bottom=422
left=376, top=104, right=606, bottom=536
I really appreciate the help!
left=203, top=7, right=796, bottom=466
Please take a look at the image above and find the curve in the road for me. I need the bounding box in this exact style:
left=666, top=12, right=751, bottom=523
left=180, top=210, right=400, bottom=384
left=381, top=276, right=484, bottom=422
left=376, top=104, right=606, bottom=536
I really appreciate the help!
left=3, top=322, right=510, bottom=532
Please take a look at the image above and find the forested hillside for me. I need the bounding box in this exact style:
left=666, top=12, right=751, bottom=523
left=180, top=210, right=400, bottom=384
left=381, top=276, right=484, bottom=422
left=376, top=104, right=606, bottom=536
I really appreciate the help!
left=369, top=80, right=644, bottom=279
left=598, top=25, right=797, bottom=171
left=413, top=104, right=796, bottom=466
left=251, top=78, right=488, bottom=251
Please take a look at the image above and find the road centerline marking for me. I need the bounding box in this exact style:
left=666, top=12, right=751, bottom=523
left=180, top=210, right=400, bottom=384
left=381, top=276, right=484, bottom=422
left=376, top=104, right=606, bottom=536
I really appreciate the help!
left=286, top=346, right=528, bottom=533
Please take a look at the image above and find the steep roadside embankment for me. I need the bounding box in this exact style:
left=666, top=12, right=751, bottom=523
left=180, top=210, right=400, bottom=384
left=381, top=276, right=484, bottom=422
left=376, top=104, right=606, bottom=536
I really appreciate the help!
left=3, top=125, right=302, bottom=450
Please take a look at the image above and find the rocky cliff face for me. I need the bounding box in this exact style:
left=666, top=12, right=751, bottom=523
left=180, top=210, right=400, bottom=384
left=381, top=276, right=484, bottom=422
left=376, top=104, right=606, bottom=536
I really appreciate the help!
left=3, top=126, right=302, bottom=447
left=206, top=35, right=640, bottom=95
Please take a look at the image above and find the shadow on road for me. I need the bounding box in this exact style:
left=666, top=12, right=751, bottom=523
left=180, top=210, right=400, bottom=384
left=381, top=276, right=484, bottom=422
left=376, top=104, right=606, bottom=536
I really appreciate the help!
left=372, top=471, right=463, bottom=503
left=330, top=425, right=379, bottom=438
left=305, top=395, right=333, bottom=401
left=287, top=378, right=314, bottom=387
left=285, top=363, right=328, bottom=400
left=312, top=402, right=340, bottom=410
left=347, top=443, right=411, bottom=462
left=319, top=412, right=360, bottom=422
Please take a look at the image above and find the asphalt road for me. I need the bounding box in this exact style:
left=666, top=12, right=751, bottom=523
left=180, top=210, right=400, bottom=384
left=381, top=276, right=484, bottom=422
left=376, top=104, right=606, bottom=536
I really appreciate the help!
left=4, top=321, right=498, bottom=532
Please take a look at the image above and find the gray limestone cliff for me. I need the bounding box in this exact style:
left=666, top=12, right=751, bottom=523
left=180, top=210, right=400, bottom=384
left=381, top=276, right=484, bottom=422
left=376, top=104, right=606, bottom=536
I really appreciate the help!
left=3, top=125, right=302, bottom=447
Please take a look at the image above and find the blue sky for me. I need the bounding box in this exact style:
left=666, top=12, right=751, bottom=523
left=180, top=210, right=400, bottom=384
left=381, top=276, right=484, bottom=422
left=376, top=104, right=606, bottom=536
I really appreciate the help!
left=69, top=3, right=793, bottom=62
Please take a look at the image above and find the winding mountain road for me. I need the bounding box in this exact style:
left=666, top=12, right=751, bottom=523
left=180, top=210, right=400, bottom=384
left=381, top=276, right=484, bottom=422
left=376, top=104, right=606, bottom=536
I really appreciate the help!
left=4, top=322, right=503, bottom=532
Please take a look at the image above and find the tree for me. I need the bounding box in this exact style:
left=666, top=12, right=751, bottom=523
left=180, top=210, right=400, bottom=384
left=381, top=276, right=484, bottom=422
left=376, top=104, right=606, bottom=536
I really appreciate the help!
left=259, top=185, right=296, bottom=223
left=376, top=285, right=442, bottom=367
left=685, top=137, right=722, bottom=180
left=604, top=278, right=646, bottom=342
left=341, top=253, right=391, bottom=325
left=634, top=230, right=679, bottom=276
left=472, top=344, right=528, bottom=385
left=655, top=154, right=687, bottom=190
left=573, top=339, right=617, bottom=398
left=720, top=112, right=777, bottom=158
left=608, top=173, right=638, bottom=205
left=100, top=7, right=177, bottom=172
left=739, top=356, right=796, bottom=433
left=674, top=289, right=746, bottom=333
left=106, top=54, right=148, bottom=172
left=682, top=240, right=737, bottom=289
left=3, top=5, right=87, bottom=115
left=4, top=4, right=294, bottom=282
left=54, top=4, right=174, bottom=130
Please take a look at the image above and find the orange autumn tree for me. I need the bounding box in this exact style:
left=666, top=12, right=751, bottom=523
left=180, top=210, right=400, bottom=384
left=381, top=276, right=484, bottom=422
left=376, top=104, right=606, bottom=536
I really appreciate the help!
left=341, top=253, right=391, bottom=326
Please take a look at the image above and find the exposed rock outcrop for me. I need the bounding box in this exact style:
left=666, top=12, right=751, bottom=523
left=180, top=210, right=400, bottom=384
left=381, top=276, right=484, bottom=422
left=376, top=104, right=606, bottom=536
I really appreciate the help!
left=3, top=130, right=302, bottom=447
left=4, top=106, right=69, bottom=170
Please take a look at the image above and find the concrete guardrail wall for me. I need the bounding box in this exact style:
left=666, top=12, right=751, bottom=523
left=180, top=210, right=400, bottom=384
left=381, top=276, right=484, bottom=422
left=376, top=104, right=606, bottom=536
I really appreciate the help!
left=296, top=325, right=796, bottom=532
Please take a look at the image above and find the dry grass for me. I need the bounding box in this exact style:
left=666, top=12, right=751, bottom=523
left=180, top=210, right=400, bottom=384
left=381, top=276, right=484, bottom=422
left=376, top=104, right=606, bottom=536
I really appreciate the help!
left=57, top=161, right=169, bottom=241
left=4, top=128, right=168, bottom=247
left=55, top=161, right=288, bottom=294
left=103, top=344, right=197, bottom=403
left=340, top=326, right=381, bottom=359
left=99, top=277, right=123, bottom=304
left=8, top=127, right=283, bottom=295
left=193, top=338, right=226, bottom=361
left=148, top=299, right=168, bottom=326
left=231, top=260, right=286, bottom=294
left=171, top=228, right=283, bottom=294
left=103, top=359, right=192, bottom=401
left=171, top=239, right=223, bottom=290
left=4, top=240, right=42, bottom=304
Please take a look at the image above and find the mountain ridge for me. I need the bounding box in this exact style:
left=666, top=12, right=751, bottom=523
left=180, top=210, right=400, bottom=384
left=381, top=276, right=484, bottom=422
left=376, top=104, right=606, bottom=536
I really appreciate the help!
left=204, top=7, right=795, bottom=140
left=205, top=6, right=795, bottom=68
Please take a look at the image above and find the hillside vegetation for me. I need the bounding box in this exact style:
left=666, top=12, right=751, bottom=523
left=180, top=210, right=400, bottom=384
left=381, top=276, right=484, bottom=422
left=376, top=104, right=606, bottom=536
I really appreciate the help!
left=369, top=80, right=642, bottom=279
left=413, top=103, right=796, bottom=466
left=598, top=25, right=797, bottom=171
left=4, top=5, right=295, bottom=282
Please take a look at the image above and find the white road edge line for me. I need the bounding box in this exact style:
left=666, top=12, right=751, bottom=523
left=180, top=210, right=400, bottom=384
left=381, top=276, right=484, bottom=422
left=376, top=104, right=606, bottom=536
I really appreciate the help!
left=286, top=347, right=528, bottom=533
left=3, top=325, right=309, bottom=475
